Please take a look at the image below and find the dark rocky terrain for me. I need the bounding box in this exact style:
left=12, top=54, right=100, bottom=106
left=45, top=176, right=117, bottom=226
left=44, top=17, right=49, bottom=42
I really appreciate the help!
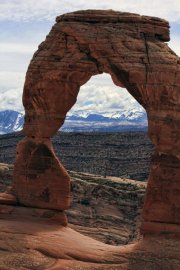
left=0, top=131, right=154, bottom=181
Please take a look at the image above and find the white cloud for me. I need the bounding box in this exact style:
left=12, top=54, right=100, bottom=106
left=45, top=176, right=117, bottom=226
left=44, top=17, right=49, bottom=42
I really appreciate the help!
left=0, top=72, right=24, bottom=111
left=0, top=52, right=34, bottom=73
left=0, top=42, right=38, bottom=54
left=169, top=36, right=180, bottom=56
left=70, top=74, right=143, bottom=114
left=0, top=0, right=180, bottom=23
left=0, top=72, right=24, bottom=91
left=0, top=87, right=23, bottom=112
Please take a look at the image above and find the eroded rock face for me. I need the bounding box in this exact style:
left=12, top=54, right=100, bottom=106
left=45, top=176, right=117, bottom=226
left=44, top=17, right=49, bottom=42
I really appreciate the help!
left=0, top=165, right=146, bottom=245
left=68, top=171, right=146, bottom=245
left=12, top=10, right=180, bottom=236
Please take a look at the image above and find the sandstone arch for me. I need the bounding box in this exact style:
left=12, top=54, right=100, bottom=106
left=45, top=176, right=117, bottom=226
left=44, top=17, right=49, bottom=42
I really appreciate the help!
left=12, top=10, right=180, bottom=237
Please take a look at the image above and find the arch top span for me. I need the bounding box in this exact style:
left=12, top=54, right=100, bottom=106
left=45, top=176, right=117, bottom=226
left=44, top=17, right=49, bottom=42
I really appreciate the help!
left=23, top=9, right=178, bottom=138
left=56, top=9, right=170, bottom=42
left=12, top=10, right=180, bottom=237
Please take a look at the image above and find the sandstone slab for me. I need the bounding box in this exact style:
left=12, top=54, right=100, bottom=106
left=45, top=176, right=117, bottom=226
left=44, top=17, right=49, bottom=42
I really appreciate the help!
left=0, top=208, right=179, bottom=270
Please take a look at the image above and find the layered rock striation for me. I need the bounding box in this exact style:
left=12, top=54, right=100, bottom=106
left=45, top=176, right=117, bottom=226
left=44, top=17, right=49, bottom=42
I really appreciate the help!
left=68, top=171, right=146, bottom=245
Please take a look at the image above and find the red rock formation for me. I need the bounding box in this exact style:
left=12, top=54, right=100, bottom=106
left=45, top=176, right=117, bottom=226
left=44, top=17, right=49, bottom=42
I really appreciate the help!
left=13, top=137, right=70, bottom=210
left=0, top=9, right=179, bottom=269
left=12, top=9, right=180, bottom=236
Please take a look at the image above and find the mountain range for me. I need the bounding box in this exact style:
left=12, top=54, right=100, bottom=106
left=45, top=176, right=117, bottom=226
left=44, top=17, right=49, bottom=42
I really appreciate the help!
left=0, top=109, right=148, bottom=134
left=0, top=110, right=24, bottom=134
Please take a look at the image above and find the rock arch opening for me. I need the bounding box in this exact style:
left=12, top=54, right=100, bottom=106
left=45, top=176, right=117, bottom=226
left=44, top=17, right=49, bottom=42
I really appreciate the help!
left=58, top=73, right=153, bottom=182
left=64, top=73, right=147, bottom=131
left=11, top=10, right=180, bottom=239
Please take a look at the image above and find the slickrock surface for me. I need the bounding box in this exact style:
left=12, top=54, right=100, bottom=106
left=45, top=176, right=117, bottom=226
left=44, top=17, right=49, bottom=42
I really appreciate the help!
left=0, top=206, right=179, bottom=270
left=0, top=131, right=154, bottom=181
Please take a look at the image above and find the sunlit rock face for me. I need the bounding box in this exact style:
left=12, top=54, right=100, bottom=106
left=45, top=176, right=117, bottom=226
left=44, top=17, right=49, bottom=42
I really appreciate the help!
left=11, top=9, right=180, bottom=239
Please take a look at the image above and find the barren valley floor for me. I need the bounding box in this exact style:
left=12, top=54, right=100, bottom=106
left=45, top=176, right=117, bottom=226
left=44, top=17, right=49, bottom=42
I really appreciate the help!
left=0, top=131, right=154, bottom=181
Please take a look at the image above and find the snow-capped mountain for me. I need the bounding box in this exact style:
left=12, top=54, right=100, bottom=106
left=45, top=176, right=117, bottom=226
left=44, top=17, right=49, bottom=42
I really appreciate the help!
left=66, top=108, right=147, bottom=122
left=64, top=109, right=147, bottom=132
left=0, top=110, right=24, bottom=134
left=0, top=109, right=147, bottom=134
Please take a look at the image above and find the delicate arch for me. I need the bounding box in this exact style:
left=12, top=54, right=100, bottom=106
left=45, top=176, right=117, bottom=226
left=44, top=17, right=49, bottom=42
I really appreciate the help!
left=13, top=10, right=180, bottom=236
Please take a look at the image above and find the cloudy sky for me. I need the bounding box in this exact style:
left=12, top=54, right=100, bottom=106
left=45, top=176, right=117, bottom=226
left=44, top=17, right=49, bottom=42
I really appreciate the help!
left=0, top=0, right=179, bottom=114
